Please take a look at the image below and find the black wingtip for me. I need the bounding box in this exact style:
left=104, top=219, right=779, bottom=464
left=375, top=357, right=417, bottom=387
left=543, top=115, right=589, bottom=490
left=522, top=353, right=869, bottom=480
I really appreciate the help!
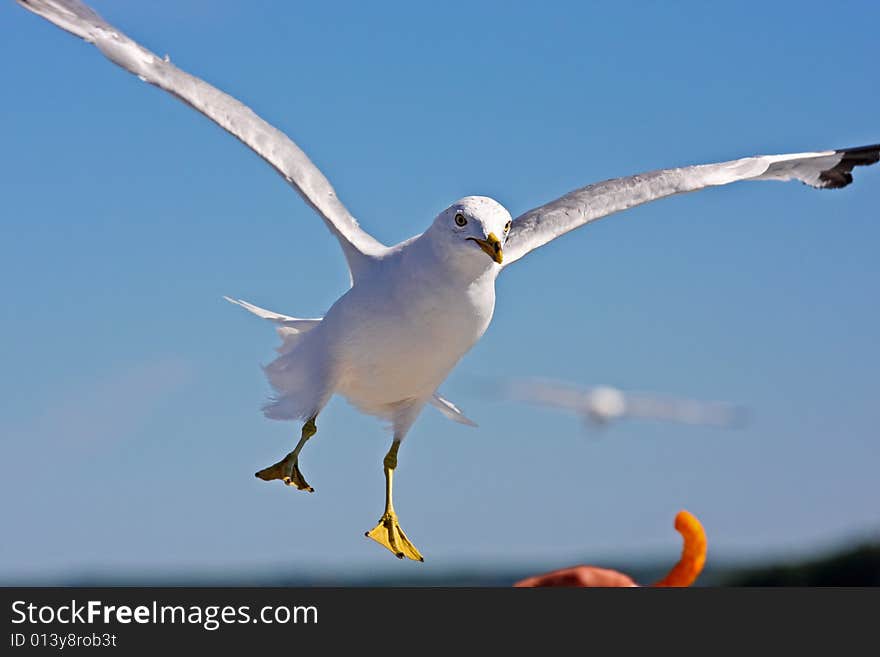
left=818, top=143, right=880, bottom=189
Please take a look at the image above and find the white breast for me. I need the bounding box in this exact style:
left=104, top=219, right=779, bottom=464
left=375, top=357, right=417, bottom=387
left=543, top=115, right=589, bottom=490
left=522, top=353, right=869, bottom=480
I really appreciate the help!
left=324, top=240, right=497, bottom=417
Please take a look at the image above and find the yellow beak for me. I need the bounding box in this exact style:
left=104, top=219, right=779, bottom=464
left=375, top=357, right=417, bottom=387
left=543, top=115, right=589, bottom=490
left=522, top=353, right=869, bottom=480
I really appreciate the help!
left=467, top=232, right=503, bottom=264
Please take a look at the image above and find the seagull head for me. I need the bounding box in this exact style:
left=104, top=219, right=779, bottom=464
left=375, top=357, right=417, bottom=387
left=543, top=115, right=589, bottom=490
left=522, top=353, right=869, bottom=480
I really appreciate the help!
left=428, top=196, right=512, bottom=268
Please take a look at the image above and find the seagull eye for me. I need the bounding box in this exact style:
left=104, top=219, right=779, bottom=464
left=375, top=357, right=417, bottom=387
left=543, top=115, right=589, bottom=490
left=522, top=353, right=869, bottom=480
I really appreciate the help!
left=504, top=220, right=511, bottom=233
left=454, top=213, right=468, bottom=227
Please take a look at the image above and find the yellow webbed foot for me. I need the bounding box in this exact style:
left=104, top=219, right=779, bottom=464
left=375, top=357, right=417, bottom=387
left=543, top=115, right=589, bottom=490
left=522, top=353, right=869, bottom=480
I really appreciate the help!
left=365, top=511, right=424, bottom=562
left=254, top=453, right=314, bottom=492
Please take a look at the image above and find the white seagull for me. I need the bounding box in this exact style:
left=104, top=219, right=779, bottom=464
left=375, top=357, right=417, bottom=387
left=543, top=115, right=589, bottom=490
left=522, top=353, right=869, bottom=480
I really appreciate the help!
left=506, top=379, right=746, bottom=429
left=17, top=0, right=878, bottom=561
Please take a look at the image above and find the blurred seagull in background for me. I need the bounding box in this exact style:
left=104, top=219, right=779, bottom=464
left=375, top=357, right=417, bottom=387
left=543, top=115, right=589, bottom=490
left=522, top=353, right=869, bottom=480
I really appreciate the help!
left=506, top=379, right=746, bottom=429
left=17, top=0, right=878, bottom=561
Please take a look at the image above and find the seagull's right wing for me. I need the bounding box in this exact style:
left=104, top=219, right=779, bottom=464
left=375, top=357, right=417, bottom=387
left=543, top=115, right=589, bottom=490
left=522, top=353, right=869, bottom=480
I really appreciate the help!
left=17, top=0, right=388, bottom=281
left=506, top=378, right=588, bottom=413
left=503, top=144, right=879, bottom=267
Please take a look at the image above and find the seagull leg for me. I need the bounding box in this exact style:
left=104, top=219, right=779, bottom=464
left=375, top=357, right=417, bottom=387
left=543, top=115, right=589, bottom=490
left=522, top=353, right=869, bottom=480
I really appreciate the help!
left=254, top=416, right=317, bottom=492
left=365, top=440, right=424, bottom=561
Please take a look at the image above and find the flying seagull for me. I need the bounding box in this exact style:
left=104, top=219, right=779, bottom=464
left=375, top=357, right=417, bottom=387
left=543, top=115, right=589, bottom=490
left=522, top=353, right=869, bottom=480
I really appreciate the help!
left=17, top=0, right=878, bottom=561
left=506, top=379, right=746, bottom=429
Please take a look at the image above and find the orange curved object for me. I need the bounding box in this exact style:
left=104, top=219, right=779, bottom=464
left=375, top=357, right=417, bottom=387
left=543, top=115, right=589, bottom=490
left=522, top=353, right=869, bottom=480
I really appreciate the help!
left=652, top=510, right=707, bottom=587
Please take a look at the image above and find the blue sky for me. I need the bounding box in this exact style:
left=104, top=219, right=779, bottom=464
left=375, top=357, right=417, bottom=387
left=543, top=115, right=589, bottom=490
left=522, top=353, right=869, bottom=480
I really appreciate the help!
left=1, top=0, right=878, bottom=582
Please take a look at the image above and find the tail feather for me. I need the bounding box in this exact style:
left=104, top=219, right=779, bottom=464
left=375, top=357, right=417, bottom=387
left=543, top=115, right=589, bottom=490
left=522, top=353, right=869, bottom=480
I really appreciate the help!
left=430, top=394, right=478, bottom=427
left=223, top=296, right=321, bottom=328
left=224, top=296, right=322, bottom=354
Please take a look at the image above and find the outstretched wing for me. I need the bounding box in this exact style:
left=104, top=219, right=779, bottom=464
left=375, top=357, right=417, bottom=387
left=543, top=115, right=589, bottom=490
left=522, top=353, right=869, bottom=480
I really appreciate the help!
left=503, top=144, right=879, bottom=266
left=623, top=394, right=745, bottom=428
left=17, top=0, right=387, bottom=281
left=506, top=378, right=744, bottom=428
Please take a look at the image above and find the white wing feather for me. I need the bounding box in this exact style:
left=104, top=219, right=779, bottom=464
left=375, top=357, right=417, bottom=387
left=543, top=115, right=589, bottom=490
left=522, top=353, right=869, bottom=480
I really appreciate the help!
left=17, top=0, right=387, bottom=281
left=504, top=145, right=879, bottom=266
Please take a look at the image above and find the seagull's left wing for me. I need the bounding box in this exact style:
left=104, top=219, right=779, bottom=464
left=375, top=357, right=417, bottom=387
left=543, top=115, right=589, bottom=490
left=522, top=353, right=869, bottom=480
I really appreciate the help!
left=503, top=145, right=879, bottom=266
left=17, top=0, right=388, bottom=281
left=623, top=394, right=744, bottom=428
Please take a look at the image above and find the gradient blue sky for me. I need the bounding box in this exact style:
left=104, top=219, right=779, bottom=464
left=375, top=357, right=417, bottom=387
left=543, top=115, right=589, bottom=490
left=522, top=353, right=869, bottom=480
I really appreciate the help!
left=2, top=0, right=878, bottom=582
